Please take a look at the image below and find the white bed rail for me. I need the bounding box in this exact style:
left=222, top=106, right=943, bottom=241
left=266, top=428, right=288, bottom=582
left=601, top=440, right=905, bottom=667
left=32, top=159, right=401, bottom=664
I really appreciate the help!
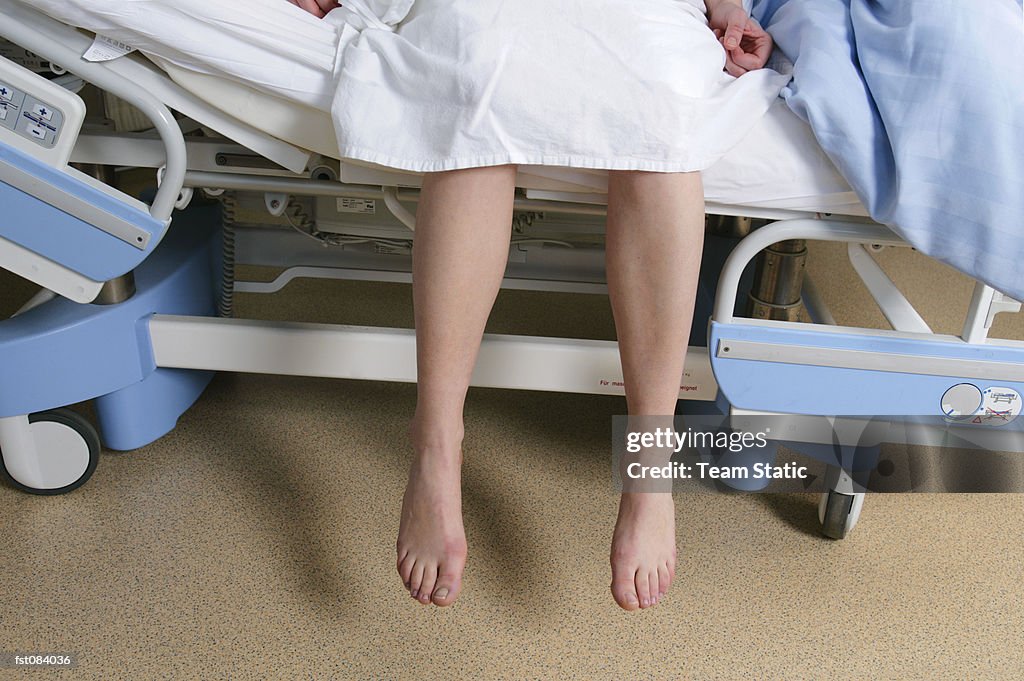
left=713, top=217, right=904, bottom=324
left=713, top=217, right=1022, bottom=345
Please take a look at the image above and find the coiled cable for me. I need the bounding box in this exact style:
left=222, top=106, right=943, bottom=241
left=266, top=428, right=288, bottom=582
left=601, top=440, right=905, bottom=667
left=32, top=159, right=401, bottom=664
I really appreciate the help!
left=218, top=192, right=238, bottom=318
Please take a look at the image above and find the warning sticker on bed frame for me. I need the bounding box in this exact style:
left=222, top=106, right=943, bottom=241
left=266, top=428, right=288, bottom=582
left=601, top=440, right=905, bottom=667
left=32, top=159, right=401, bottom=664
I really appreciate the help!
left=82, top=35, right=136, bottom=63
left=974, top=387, right=1022, bottom=426
left=336, top=198, right=376, bottom=215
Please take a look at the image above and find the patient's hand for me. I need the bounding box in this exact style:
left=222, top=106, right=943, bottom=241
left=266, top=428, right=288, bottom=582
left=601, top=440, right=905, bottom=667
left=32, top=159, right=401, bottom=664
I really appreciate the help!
left=287, top=0, right=341, bottom=18
left=707, top=2, right=773, bottom=77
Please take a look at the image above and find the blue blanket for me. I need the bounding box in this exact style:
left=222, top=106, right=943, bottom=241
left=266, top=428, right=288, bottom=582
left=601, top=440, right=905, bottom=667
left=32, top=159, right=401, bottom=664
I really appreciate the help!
left=751, top=0, right=1024, bottom=300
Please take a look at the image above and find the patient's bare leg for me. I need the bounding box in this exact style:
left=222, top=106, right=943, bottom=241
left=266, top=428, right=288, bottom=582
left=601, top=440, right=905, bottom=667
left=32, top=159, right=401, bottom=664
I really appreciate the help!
left=605, top=170, right=704, bottom=611
left=398, top=165, right=517, bottom=606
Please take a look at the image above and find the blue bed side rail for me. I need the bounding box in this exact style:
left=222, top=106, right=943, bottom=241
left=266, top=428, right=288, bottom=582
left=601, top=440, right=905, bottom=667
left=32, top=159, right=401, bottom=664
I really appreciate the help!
left=0, top=141, right=167, bottom=282
left=709, top=320, right=1024, bottom=417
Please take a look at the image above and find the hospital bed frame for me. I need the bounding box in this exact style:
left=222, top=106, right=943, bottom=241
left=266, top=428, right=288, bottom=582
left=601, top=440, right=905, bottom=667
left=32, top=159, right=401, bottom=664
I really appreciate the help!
left=2, top=3, right=1022, bottom=540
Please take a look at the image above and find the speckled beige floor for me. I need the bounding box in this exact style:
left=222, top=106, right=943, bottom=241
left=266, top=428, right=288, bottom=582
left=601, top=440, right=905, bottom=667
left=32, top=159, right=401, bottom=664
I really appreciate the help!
left=1, top=237, right=1022, bottom=680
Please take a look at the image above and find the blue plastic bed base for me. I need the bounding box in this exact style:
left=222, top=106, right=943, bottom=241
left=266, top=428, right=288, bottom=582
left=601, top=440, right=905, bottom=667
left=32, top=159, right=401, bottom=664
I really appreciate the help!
left=93, top=367, right=213, bottom=451
left=0, top=142, right=166, bottom=282
left=0, top=203, right=219, bottom=450
left=709, top=320, right=1024, bottom=416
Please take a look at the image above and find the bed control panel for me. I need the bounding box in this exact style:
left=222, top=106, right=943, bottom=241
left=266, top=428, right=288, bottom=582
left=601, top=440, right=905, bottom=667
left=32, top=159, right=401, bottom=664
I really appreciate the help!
left=1, top=82, right=66, bottom=149
left=0, top=54, right=84, bottom=167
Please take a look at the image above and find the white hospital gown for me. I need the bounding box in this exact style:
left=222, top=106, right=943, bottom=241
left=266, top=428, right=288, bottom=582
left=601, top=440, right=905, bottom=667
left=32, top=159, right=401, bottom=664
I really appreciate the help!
left=329, top=0, right=791, bottom=172
left=21, top=0, right=790, bottom=173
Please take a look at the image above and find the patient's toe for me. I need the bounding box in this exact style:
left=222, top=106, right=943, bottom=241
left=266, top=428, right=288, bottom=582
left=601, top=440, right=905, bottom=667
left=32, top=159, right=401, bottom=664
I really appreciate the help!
left=611, top=571, right=641, bottom=611
left=418, top=565, right=438, bottom=604
left=398, top=554, right=414, bottom=590
left=658, top=562, right=671, bottom=600
left=409, top=561, right=425, bottom=599
left=431, top=561, right=465, bottom=606
left=649, top=569, right=662, bottom=606
left=636, top=571, right=652, bottom=608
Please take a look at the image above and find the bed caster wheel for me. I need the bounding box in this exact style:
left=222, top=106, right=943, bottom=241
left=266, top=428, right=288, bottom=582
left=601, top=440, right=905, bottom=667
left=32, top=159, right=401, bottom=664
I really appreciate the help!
left=0, top=409, right=100, bottom=495
left=818, top=490, right=864, bottom=540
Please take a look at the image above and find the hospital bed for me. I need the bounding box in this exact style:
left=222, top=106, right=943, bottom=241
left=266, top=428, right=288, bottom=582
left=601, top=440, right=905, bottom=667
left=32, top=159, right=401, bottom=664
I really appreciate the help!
left=1, top=1, right=1022, bottom=539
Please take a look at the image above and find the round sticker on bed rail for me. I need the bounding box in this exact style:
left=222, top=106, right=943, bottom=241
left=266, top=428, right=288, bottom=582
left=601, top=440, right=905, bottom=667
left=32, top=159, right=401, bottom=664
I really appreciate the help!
left=941, top=383, right=983, bottom=421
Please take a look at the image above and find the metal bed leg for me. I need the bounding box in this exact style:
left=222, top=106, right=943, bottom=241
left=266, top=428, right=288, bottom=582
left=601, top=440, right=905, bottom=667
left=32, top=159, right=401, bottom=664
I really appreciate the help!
left=747, top=239, right=807, bottom=321
left=94, top=273, right=137, bottom=305
left=706, top=214, right=755, bottom=239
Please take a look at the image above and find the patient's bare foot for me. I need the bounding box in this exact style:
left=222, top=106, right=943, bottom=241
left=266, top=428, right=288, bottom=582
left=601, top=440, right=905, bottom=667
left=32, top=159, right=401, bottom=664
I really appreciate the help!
left=610, top=493, right=677, bottom=611
left=396, top=436, right=467, bottom=607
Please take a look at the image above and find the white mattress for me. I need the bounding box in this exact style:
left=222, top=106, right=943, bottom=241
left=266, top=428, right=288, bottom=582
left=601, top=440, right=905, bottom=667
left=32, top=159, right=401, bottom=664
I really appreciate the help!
left=165, top=63, right=865, bottom=216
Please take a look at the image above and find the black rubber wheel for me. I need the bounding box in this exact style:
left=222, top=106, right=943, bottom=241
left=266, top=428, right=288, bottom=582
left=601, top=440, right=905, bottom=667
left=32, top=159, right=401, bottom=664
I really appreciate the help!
left=0, top=408, right=100, bottom=495
left=821, top=490, right=855, bottom=540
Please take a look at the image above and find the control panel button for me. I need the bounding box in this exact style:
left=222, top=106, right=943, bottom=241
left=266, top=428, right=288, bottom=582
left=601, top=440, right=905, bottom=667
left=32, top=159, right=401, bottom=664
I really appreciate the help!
left=0, top=85, right=26, bottom=131
left=32, top=103, right=53, bottom=120
left=26, top=120, right=47, bottom=140
left=21, top=117, right=49, bottom=142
